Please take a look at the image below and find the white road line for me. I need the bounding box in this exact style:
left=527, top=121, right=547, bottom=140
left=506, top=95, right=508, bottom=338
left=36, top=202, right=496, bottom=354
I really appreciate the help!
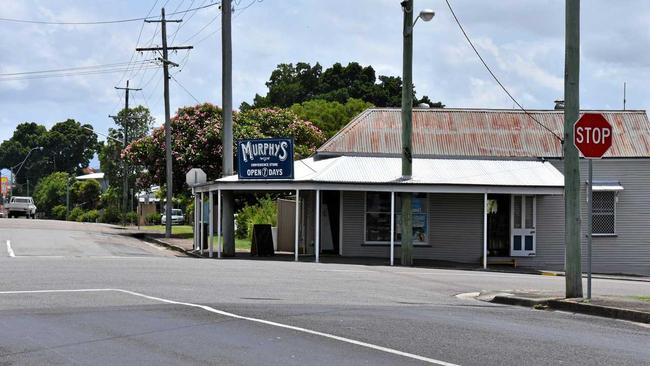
left=0, top=288, right=459, bottom=366
left=6, top=240, right=15, bottom=257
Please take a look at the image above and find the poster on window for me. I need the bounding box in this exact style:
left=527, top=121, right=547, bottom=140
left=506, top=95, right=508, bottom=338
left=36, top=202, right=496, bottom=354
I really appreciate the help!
left=395, top=213, right=428, bottom=243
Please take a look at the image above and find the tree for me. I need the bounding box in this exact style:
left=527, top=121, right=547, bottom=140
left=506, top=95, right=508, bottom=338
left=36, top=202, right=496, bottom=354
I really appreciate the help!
left=0, top=120, right=97, bottom=195
left=235, top=108, right=325, bottom=159
left=114, top=105, right=155, bottom=141
left=33, top=171, right=70, bottom=216
left=290, top=98, right=374, bottom=138
left=124, top=103, right=326, bottom=194
left=98, top=105, right=154, bottom=201
left=44, top=119, right=98, bottom=175
left=242, top=61, right=444, bottom=110
left=71, top=179, right=101, bottom=210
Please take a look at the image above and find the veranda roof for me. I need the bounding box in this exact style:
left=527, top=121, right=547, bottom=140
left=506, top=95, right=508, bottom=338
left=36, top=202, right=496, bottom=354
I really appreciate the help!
left=194, top=156, right=564, bottom=195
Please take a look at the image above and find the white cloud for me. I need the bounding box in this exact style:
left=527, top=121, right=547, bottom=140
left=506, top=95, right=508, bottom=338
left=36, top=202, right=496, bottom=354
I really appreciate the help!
left=1, top=0, right=649, bottom=144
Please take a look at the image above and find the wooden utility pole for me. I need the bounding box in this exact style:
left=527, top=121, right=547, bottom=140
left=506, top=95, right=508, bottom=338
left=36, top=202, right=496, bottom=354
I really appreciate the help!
left=564, top=0, right=583, bottom=298
left=138, top=8, right=193, bottom=238
left=221, top=0, right=235, bottom=256
left=114, top=80, right=141, bottom=216
left=400, top=0, right=414, bottom=266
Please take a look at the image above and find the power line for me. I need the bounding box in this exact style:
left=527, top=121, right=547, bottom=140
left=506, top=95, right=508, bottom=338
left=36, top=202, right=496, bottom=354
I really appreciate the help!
left=0, top=59, right=156, bottom=77
left=182, top=12, right=220, bottom=44
left=116, top=0, right=161, bottom=87
left=170, top=73, right=201, bottom=103
left=0, top=1, right=220, bottom=25
left=191, top=0, right=260, bottom=46
left=444, top=0, right=563, bottom=142
left=0, top=66, right=160, bottom=82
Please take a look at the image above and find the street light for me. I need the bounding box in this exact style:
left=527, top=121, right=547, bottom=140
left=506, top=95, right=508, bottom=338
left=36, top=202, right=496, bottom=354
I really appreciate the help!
left=9, top=146, right=43, bottom=198
left=400, top=0, right=434, bottom=266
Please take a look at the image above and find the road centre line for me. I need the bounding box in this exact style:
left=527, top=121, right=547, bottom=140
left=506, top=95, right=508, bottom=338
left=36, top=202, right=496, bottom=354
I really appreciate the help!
left=0, top=288, right=460, bottom=366
left=6, top=240, right=15, bottom=257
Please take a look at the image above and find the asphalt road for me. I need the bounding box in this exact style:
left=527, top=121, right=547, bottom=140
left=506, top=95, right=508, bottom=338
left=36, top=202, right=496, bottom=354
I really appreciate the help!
left=0, top=219, right=648, bottom=366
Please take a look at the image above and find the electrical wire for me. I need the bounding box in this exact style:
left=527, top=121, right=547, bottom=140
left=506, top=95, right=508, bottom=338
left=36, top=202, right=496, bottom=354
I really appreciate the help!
left=0, top=1, right=220, bottom=25
left=170, top=73, right=201, bottom=104
left=0, top=65, right=160, bottom=82
left=444, top=0, right=563, bottom=142
left=116, top=0, right=161, bottom=87
left=181, top=12, right=220, bottom=44
left=0, top=59, right=156, bottom=77
left=191, top=0, right=261, bottom=46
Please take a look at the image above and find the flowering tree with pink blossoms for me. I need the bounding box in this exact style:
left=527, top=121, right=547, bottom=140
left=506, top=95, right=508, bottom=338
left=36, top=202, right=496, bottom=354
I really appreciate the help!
left=124, top=103, right=325, bottom=194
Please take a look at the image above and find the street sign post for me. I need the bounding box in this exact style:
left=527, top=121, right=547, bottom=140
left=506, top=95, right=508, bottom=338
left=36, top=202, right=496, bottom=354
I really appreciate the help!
left=186, top=168, right=207, bottom=187
left=573, top=113, right=613, bottom=300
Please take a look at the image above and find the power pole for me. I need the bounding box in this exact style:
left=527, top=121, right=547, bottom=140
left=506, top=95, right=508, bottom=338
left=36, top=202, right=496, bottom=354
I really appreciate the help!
left=400, top=0, right=414, bottom=266
left=115, top=80, right=141, bottom=216
left=137, top=8, right=193, bottom=238
left=221, top=0, right=235, bottom=256
left=564, top=0, right=583, bottom=298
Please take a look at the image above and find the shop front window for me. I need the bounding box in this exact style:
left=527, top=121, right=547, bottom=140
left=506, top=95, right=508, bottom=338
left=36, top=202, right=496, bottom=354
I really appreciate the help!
left=365, top=192, right=428, bottom=244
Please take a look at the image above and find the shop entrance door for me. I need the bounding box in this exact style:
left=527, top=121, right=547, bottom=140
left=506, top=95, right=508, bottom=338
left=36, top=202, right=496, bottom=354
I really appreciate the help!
left=511, top=195, right=536, bottom=257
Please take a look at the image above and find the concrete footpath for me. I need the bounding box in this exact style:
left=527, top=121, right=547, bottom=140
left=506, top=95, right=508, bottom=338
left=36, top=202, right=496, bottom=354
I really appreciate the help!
left=478, top=290, right=650, bottom=324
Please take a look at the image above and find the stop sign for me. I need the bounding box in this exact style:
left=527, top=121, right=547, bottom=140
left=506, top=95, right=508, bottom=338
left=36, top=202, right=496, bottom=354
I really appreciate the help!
left=573, top=113, right=613, bottom=158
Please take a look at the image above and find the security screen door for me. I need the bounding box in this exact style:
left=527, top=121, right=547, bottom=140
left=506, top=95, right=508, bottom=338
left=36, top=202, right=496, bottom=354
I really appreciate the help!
left=511, top=195, right=536, bottom=256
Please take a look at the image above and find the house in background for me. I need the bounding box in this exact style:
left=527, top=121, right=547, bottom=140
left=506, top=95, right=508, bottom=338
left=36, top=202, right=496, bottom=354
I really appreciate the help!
left=194, top=108, right=650, bottom=275
left=76, top=168, right=109, bottom=191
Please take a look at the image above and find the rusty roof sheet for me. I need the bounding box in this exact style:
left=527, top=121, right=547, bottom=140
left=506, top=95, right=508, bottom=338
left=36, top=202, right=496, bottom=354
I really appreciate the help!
left=316, top=108, right=650, bottom=158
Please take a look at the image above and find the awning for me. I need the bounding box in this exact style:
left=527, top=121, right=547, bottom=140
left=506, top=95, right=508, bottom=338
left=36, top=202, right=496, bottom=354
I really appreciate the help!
left=76, top=172, right=105, bottom=180
left=592, top=182, right=624, bottom=191
left=195, top=156, right=564, bottom=195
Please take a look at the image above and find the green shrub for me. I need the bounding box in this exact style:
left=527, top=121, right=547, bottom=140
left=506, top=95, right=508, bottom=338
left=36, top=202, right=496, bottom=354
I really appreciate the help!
left=100, top=206, right=121, bottom=224
left=123, top=211, right=138, bottom=225
left=83, top=209, right=100, bottom=223
left=51, top=205, right=67, bottom=221
left=146, top=212, right=161, bottom=225
left=236, top=196, right=277, bottom=241
left=235, top=210, right=250, bottom=239
left=68, top=207, right=85, bottom=222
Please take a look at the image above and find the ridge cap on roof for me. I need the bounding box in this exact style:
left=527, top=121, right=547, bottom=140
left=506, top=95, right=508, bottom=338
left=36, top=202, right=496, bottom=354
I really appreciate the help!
left=365, top=107, right=646, bottom=113
left=317, top=108, right=375, bottom=151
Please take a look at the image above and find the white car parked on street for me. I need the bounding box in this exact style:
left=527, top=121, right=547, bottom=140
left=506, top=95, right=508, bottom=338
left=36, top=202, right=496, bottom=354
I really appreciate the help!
left=161, top=209, right=185, bottom=225
left=6, top=196, right=37, bottom=219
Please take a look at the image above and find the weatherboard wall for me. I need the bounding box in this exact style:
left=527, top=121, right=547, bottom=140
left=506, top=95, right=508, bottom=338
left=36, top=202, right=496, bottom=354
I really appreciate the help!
left=338, top=159, right=650, bottom=275
left=340, top=191, right=484, bottom=263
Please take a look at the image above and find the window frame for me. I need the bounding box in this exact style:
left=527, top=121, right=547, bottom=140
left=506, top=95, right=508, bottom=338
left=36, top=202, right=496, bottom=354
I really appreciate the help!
left=591, top=190, right=618, bottom=237
left=363, top=192, right=429, bottom=246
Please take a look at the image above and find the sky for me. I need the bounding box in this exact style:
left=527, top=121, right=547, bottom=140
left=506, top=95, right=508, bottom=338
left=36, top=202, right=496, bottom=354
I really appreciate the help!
left=1, top=0, right=649, bottom=171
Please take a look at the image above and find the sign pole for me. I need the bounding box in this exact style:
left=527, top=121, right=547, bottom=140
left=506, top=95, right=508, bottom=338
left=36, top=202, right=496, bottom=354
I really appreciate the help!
left=587, top=159, right=593, bottom=300
left=574, top=112, right=613, bottom=300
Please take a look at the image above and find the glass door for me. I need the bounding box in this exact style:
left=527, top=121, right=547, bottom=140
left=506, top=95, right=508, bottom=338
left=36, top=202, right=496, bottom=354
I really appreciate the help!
left=511, top=195, right=536, bottom=257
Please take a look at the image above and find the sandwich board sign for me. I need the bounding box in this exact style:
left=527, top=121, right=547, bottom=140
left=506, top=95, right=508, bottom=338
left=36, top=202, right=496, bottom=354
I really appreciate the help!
left=237, top=138, right=294, bottom=180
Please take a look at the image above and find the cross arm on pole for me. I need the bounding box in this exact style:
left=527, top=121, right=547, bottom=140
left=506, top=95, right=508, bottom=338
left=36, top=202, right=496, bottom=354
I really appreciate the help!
left=144, top=19, right=183, bottom=23
left=136, top=46, right=193, bottom=52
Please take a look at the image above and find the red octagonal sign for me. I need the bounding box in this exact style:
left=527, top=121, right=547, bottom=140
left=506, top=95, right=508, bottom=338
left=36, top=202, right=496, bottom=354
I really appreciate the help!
left=573, top=113, right=613, bottom=159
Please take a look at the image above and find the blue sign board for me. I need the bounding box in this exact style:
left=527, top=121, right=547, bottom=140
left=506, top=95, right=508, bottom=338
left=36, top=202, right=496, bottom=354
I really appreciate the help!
left=237, top=138, right=294, bottom=180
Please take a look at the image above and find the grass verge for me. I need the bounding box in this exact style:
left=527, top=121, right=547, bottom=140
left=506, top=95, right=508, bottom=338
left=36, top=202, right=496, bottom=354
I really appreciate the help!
left=141, top=225, right=251, bottom=250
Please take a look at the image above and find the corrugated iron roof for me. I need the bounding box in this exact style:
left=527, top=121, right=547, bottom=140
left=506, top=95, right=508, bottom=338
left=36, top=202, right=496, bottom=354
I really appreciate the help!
left=317, top=108, right=650, bottom=158
left=217, top=156, right=564, bottom=188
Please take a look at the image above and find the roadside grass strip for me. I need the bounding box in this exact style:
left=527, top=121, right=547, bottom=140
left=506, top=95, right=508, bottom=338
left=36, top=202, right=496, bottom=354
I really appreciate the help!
left=0, top=288, right=460, bottom=366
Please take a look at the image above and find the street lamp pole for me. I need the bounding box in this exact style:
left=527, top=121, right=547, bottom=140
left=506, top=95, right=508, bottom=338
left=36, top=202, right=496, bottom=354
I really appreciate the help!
left=9, top=146, right=43, bottom=198
left=400, top=1, right=434, bottom=266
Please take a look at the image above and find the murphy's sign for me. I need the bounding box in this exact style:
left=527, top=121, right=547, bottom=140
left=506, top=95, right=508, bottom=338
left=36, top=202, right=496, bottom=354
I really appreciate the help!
left=237, top=138, right=294, bottom=180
